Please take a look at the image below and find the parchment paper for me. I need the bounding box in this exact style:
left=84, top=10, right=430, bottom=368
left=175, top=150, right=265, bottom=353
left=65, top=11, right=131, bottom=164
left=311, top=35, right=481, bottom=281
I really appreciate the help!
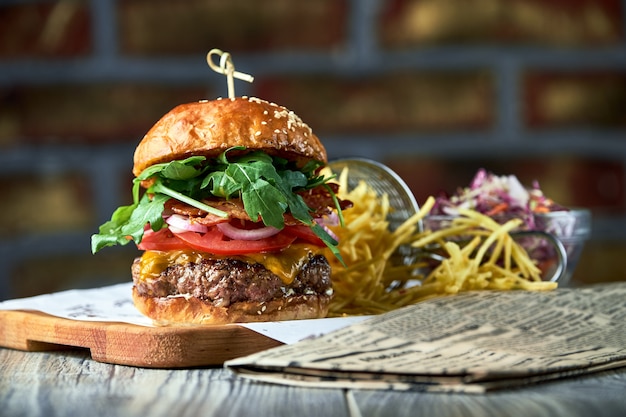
left=0, top=283, right=368, bottom=344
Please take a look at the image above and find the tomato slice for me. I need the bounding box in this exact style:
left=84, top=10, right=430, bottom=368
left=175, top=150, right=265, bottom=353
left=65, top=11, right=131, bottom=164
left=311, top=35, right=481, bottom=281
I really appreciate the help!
left=173, top=228, right=296, bottom=255
left=137, top=225, right=314, bottom=254
left=283, top=225, right=324, bottom=246
left=137, top=228, right=190, bottom=251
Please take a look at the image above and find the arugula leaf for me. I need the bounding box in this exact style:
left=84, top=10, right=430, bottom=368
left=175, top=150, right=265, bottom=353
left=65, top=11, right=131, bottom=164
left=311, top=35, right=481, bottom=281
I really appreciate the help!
left=219, top=153, right=289, bottom=227
left=91, top=203, right=137, bottom=253
left=202, top=171, right=239, bottom=197
left=161, top=156, right=207, bottom=180
left=123, top=193, right=169, bottom=237
left=278, top=169, right=308, bottom=189
left=90, top=193, right=169, bottom=253
left=241, top=178, right=288, bottom=228
left=137, top=156, right=207, bottom=181
left=227, top=158, right=275, bottom=186
left=237, top=149, right=273, bottom=165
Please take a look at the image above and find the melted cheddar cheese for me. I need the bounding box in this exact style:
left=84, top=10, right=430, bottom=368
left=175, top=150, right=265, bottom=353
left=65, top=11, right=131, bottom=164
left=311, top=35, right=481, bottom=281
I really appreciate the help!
left=137, top=243, right=321, bottom=285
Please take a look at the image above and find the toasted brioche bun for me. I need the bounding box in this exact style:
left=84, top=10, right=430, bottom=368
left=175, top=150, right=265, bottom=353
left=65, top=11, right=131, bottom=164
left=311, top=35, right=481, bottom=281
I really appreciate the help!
left=132, top=287, right=331, bottom=325
left=133, top=96, right=327, bottom=176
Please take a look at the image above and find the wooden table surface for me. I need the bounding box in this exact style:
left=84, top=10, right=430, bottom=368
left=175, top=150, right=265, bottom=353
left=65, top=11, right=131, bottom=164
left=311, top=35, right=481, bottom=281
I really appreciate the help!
left=2, top=347, right=626, bottom=417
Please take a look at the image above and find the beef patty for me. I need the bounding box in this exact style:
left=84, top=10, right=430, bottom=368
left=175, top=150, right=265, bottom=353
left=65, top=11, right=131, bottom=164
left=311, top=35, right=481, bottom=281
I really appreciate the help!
left=132, top=253, right=332, bottom=308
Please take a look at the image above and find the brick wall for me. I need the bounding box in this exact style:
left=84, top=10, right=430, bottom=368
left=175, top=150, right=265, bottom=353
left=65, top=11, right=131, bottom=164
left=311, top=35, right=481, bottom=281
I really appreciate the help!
left=1, top=0, right=625, bottom=299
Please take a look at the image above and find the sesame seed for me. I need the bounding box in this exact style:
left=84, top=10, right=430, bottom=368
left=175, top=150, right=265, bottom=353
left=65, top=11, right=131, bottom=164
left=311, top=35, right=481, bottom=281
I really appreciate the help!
left=261, top=121, right=267, bottom=125
left=255, top=131, right=261, bottom=136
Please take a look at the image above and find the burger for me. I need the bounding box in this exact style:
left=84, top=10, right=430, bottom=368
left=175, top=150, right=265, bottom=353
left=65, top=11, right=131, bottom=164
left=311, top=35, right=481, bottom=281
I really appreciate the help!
left=91, top=96, right=350, bottom=325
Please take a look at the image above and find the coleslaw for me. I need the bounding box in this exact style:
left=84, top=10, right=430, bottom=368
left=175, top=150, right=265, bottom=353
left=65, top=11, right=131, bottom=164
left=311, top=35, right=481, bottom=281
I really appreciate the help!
left=431, top=168, right=568, bottom=231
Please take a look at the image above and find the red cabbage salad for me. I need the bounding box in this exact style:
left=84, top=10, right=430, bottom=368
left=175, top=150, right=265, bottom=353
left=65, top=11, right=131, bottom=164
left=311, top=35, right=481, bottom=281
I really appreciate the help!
left=430, top=169, right=568, bottom=231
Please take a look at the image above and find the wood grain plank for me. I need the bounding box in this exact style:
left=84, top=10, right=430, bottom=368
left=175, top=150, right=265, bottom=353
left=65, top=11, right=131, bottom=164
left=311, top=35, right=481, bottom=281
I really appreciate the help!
left=0, top=309, right=282, bottom=367
left=3, top=348, right=626, bottom=417
left=348, top=369, right=626, bottom=417
left=0, top=348, right=350, bottom=417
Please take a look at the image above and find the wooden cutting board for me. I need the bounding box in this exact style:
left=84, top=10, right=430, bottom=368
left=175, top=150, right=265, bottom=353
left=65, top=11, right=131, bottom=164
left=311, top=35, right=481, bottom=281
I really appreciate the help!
left=0, top=309, right=283, bottom=368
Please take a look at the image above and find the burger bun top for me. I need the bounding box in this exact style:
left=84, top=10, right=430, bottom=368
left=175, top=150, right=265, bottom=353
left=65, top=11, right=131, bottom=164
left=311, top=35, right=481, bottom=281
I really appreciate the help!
left=133, top=96, right=326, bottom=176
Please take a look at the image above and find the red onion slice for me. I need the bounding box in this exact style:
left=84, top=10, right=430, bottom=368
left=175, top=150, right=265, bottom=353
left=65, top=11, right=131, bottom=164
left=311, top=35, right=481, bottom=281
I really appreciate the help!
left=314, top=215, right=339, bottom=241
left=317, top=212, right=339, bottom=227
left=316, top=220, right=339, bottom=241
left=165, top=214, right=209, bottom=233
left=216, top=222, right=281, bottom=241
left=167, top=225, right=188, bottom=234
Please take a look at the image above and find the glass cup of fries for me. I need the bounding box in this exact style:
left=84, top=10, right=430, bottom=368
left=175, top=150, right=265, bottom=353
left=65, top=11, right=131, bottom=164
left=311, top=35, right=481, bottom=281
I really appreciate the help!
left=534, top=208, right=591, bottom=286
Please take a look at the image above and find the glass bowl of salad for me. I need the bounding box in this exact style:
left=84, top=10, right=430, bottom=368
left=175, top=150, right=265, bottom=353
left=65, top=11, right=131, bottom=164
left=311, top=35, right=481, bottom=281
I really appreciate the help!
left=428, top=169, right=591, bottom=286
left=533, top=208, right=591, bottom=285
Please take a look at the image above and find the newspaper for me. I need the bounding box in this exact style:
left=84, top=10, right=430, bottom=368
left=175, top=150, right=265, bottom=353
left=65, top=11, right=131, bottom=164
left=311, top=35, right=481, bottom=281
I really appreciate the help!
left=226, top=282, right=626, bottom=393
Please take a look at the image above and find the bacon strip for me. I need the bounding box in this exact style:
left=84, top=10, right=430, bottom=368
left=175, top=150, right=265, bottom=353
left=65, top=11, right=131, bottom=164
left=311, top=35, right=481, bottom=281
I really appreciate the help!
left=164, top=184, right=352, bottom=226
